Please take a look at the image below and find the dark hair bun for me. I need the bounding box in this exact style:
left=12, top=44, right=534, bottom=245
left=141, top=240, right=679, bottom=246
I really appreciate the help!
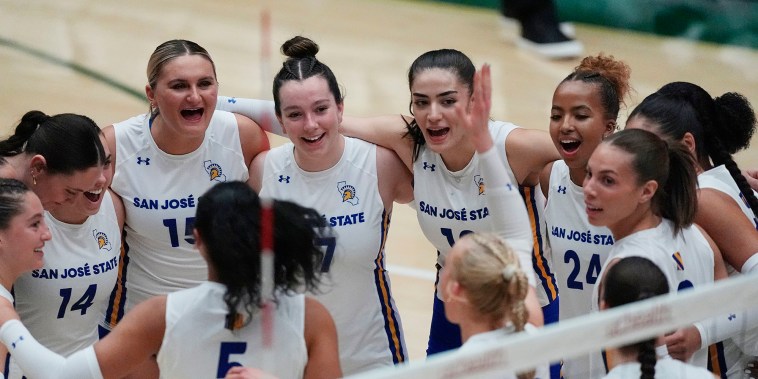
left=713, top=92, right=756, bottom=154
left=281, top=36, right=319, bottom=59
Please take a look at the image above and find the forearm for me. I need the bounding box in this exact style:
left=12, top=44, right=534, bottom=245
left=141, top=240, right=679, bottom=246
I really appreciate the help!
left=217, top=96, right=282, bottom=136
left=0, top=320, right=103, bottom=379
left=479, top=146, right=536, bottom=286
left=694, top=305, right=758, bottom=354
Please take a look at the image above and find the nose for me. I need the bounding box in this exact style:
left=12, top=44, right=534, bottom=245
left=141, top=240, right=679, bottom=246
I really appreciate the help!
left=560, top=116, right=575, bottom=133
left=583, top=175, right=595, bottom=198
left=427, top=103, right=442, bottom=123
left=187, top=85, right=200, bottom=102
left=303, top=112, right=318, bottom=132
left=40, top=220, right=52, bottom=242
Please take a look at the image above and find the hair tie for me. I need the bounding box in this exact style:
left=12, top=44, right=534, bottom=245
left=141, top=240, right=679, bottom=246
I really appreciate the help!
left=502, top=265, right=518, bottom=281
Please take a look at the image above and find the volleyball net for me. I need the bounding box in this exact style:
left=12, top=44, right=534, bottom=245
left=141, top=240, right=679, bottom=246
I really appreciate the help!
left=348, top=272, right=758, bottom=379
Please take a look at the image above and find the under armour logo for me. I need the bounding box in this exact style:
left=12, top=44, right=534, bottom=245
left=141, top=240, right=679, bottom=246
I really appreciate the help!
left=137, top=157, right=150, bottom=165
left=423, top=162, right=436, bottom=171
left=278, top=175, right=290, bottom=183
left=557, top=186, right=567, bottom=194
left=227, top=97, right=237, bottom=104
left=11, top=335, right=24, bottom=349
left=728, top=314, right=736, bottom=321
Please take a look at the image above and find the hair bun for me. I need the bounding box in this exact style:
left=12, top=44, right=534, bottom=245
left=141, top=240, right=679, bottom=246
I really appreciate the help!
left=281, top=36, right=319, bottom=59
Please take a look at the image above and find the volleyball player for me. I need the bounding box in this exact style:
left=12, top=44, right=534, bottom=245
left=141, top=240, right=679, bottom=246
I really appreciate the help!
left=441, top=232, right=549, bottom=379
left=0, top=111, right=107, bottom=212
left=249, top=35, right=413, bottom=375
left=626, top=82, right=758, bottom=377
left=6, top=130, right=122, bottom=379
left=600, top=256, right=716, bottom=379
left=335, top=48, right=558, bottom=356
left=538, top=54, right=631, bottom=378
left=585, top=129, right=728, bottom=377
left=0, top=179, right=52, bottom=364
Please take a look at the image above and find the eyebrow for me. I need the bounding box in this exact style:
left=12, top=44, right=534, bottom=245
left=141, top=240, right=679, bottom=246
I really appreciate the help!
left=412, top=90, right=458, bottom=98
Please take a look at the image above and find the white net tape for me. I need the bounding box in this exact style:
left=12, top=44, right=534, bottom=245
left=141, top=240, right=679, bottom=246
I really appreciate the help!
left=348, top=272, right=758, bottom=379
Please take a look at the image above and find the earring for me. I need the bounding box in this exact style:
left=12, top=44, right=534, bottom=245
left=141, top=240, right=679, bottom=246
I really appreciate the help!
left=32, top=174, right=37, bottom=186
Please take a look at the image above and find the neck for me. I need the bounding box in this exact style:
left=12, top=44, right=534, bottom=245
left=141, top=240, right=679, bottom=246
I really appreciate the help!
left=610, top=207, right=661, bottom=241
left=294, top=135, right=345, bottom=172
left=604, top=347, right=636, bottom=371
left=0, top=268, right=19, bottom=292
left=150, top=116, right=205, bottom=155
left=458, top=313, right=505, bottom=343
left=49, top=208, right=87, bottom=225
left=568, top=166, right=586, bottom=187
left=440, top=143, right=476, bottom=172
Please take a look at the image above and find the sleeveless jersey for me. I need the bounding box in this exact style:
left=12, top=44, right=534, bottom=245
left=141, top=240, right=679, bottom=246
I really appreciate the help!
left=8, top=192, right=120, bottom=378
left=545, top=160, right=615, bottom=378
left=413, top=120, right=554, bottom=296
left=459, top=325, right=550, bottom=379
left=106, top=111, right=248, bottom=326
left=699, top=165, right=756, bottom=379
left=602, top=358, right=718, bottom=379
left=156, top=282, right=307, bottom=379
left=259, top=137, right=405, bottom=375
left=589, top=219, right=716, bottom=377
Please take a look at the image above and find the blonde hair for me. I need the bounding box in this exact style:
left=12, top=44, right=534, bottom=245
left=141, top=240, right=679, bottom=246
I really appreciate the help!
left=451, top=233, right=533, bottom=379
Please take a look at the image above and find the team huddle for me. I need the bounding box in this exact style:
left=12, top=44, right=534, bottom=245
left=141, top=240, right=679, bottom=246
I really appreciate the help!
left=0, top=34, right=755, bottom=379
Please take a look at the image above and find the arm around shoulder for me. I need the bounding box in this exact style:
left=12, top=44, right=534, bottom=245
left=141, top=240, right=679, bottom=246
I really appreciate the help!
left=341, top=115, right=415, bottom=169
left=505, top=128, right=559, bottom=186
left=695, top=188, right=758, bottom=272
left=94, top=295, right=166, bottom=379
left=376, top=146, right=413, bottom=206
left=303, top=297, right=341, bottom=379
left=236, top=114, right=271, bottom=168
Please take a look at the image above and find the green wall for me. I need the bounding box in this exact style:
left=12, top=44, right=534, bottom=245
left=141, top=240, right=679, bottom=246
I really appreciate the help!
left=432, top=0, right=758, bottom=49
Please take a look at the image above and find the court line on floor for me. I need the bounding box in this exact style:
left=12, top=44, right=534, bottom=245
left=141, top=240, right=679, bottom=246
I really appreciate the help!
left=386, top=264, right=436, bottom=282
left=0, top=35, right=145, bottom=102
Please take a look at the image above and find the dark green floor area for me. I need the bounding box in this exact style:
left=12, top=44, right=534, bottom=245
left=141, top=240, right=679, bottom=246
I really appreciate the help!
left=431, top=0, right=758, bottom=49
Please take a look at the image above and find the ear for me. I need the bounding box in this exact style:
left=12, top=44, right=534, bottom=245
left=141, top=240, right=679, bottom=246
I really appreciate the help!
left=336, top=101, right=344, bottom=125
left=603, top=120, right=617, bottom=138
left=276, top=114, right=287, bottom=135
left=639, top=180, right=659, bottom=204
left=681, top=132, right=697, bottom=156
left=29, top=155, right=47, bottom=175
left=193, top=228, right=204, bottom=251
left=145, top=84, right=155, bottom=105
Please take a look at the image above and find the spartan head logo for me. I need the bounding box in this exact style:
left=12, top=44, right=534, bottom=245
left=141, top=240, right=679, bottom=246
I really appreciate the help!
left=93, top=230, right=112, bottom=251
left=474, top=175, right=485, bottom=195
left=337, top=181, right=359, bottom=205
left=204, top=160, right=227, bottom=182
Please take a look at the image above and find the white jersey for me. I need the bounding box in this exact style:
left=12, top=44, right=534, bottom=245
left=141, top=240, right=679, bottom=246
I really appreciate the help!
left=106, top=111, right=248, bottom=326
left=156, top=282, right=307, bottom=379
left=590, top=219, right=716, bottom=377
left=602, top=357, right=717, bottom=379
left=8, top=192, right=120, bottom=379
left=0, top=285, right=11, bottom=303
left=259, top=137, right=405, bottom=375
left=545, top=161, right=615, bottom=378
left=413, top=120, right=551, bottom=296
left=699, top=165, right=756, bottom=379
left=459, top=325, right=550, bottom=379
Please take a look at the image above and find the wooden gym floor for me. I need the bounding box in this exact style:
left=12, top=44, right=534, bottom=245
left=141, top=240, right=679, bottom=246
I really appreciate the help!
left=0, top=0, right=756, bottom=362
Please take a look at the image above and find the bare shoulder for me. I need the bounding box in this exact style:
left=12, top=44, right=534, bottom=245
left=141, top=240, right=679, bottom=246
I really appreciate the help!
left=235, top=113, right=270, bottom=166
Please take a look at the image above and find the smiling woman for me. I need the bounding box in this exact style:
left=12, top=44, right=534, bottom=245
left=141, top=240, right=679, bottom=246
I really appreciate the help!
left=99, top=39, right=271, bottom=379
left=0, top=111, right=107, bottom=212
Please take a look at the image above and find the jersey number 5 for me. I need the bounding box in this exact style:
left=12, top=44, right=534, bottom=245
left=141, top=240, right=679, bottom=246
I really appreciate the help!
left=217, top=341, right=247, bottom=378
